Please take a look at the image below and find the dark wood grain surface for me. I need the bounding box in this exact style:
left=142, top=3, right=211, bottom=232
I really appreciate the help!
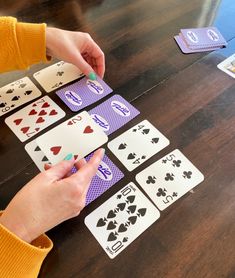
left=0, top=0, right=235, bottom=277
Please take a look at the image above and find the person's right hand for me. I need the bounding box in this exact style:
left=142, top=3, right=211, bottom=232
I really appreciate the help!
left=0, top=148, right=104, bottom=243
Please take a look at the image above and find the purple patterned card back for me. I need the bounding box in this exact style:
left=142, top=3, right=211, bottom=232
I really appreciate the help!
left=180, top=27, right=227, bottom=49
left=88, top=94, right=140, bottom=135
left=72, top=153, right=124, bottom=206
left=56, top=76, right=113, bottom=111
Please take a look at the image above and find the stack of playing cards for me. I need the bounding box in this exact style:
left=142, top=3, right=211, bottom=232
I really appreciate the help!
left=174, top=27, right=227, bottom=53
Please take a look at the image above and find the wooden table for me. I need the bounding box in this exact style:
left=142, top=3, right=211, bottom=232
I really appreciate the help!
left=0, top=1, right=234, bottom=277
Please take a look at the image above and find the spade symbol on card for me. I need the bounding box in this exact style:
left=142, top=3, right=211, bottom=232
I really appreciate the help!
left=127, top=205, right=136, bottom=214
left=96, top=218, right=107, bottom=227
left=132, top=128, right=137, bottom=132
left=34, top=146, right=41, bottom=152
left=118, top=143, right=127, bottom=150
left=50, top=146, right=62, bottom=155
left=142, top=128, right=150, bottom=135
left=172, top=160, right=181, bottom=167
left=123, top=237, right=128, bottom=242
left=0, top=102, right=7, bottom=108
left=107, top=210, right=116, bottom=219
left=117, top=194, right=122, bottom=199
left=41, top=156, right=49, bottom=162
left=11, top=105, right=15, bottom=108
left=128, top=216, right=137, bottom=225
left=183, top=171, right=192, bottom=179
left=14, top=118, right=23, bottom=125
left=107, top=220, right=117, bottom=230
left=165, top=173, right=174, bottom=181
left=151, top=137, right=159, bottom=144
left=24, top=90, right=33, bottom=96
left=11, top=96, right=20, bottom=101
left=127, top=153, right=136, bottom=160
left=126, top=195, right=135, bottom=204
left=118, top=223, right=127, bottom=233
left=6, top=89, right=14, bottom=94
left=137, top=208, right=147, bottom=217
left=117, top=203, right=126, bottom=211
left=83, top=125, right=93, bottom=134
left=107, top=232, right=118, bottom=242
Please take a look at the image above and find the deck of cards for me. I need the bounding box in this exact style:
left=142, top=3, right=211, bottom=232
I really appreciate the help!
left=174, top=27, right=227, bottom=53
left=2, top=60, right=205, bottom=260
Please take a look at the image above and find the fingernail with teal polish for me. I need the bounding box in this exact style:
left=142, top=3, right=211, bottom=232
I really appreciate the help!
left=63, top=153, right=73, bottom=161
left=88, top=72, right=97, bottom=80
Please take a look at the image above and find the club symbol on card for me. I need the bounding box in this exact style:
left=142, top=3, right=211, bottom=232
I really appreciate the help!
left=107, top=220, right=117, bottom=230
left=151, top=137, right=159, bottom=144
left=29, top=109, right=37, bottom=116
left=123, top=237, right=128, bottom=242
left=56, top=71, right=64, bottom=76
left=97, top=218, right=107, bottom=227
left=118, top=143, right=127, bottom=150
left=126, top=195, right=135, bottom=204
left=24, top=90, right=33, bottom=96
left=83, top=125, right=93, bottom=134
left=14, top=118, right=23, bottom=125
left=156, top=188, right=167, bottom=197
left=183, top=171, right=192, bottom=179
left=0, top=102, right=7, bottom=108
left=172, top=192, right=178, bottom=198
left=127, top=153, right=136, bottom=160
left=52, top=82, right=63, bottom=89
left=6, top=89, right=14, bottom=94
left=50, top=146, right=62, bottom=155
left=172, top=160, right=181, bottom=167
left=165, top=173, right=174, bottom=181
left=107, top=231, right=118, bottom=242
left=146, top=175, right=156, bottom=184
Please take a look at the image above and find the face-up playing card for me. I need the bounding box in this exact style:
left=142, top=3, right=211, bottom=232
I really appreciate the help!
left=33, top=61, right=84, bottom=93
left=107, top=120, right=170, bottom=171
left=56, top=76, right=113, bottom=112
left=88, top=95, right=140, bottom=135
left=0, top=77, right=42, bottom=117
left=217, top=53, right=235, bottom=78
left=36, top=111, right=108, bottom=165
left=135, top=149, right=204, bottom=211
left=25, top=140, right=51, bottom=171
left=5, top=96, right=65, bottom=142
left=85, top=182, right=160, bottom=259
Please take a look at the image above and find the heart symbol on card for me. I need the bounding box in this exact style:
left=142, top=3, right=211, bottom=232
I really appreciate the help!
left=67, top=120, right=73, bottom=125
left=14, top=118, right=22, bottom=125
left=21, top=126, right=29, bottom=134
left=39, top=110, right=47, bottom=116
left=35, top=127, right=40, bottom=132
left=49, top=109, right=57, bottom=116
left=29, top=109, right=37, bottom=116
left=42, top=102, right=50, bottom=108
left=36, top=117, right=45, bottom=124
left=33, top=103, right=37, bottom=107
left=83, top=125, right=93, bottom=134
left=50, top=146, right=61, bottom=155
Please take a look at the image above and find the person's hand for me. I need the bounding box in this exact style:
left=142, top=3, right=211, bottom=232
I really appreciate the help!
left=46, top=27, right=105, bottom=79
left=0, top=148, right=104, bottom=243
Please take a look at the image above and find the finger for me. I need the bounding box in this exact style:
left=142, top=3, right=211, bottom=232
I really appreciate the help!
left=46, top=158, right=75, bottom=180
left=74, top=157, right=87, bottom=170
left=89, top=45, right=105, bottom=78
left=73, top=52, right=94, bottom=77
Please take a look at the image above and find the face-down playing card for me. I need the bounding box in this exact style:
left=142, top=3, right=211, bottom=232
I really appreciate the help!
left=36, top=111, right=108, bottom=165
left=88, top=94, right=140, bottom=135
left=56, top=76, right=113, bottom=112
left=5, top=96, right=65, bottom=142
left=135, top=149, right=204, bottom=211
left=107, top=120, right=170, bottom=171
left=85, top=182, right=160, bottom=259
left=33, top=61, right=84, bottom=93
left=0, top=77, right=42, bottom=117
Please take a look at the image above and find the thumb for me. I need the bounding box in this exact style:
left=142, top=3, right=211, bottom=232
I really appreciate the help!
left=46, top=159, right=75, bottom=180
left=74, top=52, right=94, bottom=77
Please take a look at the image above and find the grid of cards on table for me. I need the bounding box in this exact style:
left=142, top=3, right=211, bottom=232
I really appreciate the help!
left=2, top=61, right=204, bottom=259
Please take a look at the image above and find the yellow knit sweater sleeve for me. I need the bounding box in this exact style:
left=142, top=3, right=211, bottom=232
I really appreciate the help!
left=0, top=212, right=53, bottom=277
left=0, top=16, right=50, bottom=73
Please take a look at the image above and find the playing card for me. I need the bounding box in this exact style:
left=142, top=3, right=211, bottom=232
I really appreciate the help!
left=217, top=53, right=235, bottom=78
left=107, top=120, right=170, bottom=171
left=25, top=140, right=51, bottom=172
left=135, top=149, right=204, bottom=211
left=33, top=61, right=84, bottom=92
left=0, top=77, right=42, bottom=116
left=56, top=76, right=113, bottom=112
left=174, top=35, right=221, bottom=54
left=180, top=27, right=227, bottom=49
left=72, top=153, right=124, bottom=206
left=88, top=95, right=140, bottom=135
left=36, top=111, right=108, bottom=165
left=85, top=182, right=160, bottom=259
left=5, top=96, right=65, bottom=142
